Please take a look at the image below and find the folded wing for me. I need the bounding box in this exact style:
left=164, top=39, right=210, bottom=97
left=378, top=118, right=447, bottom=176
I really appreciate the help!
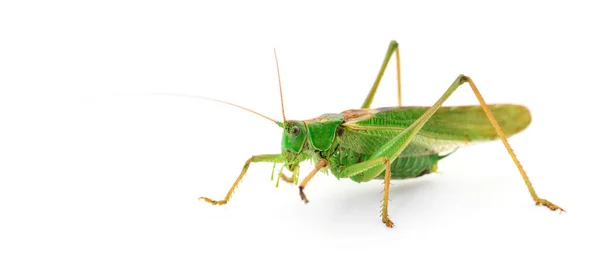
left=340, top=104, right=531, bottom=157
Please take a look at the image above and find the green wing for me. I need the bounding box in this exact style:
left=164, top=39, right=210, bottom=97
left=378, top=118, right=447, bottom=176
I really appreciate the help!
left=339, top=104, right=531, bottom=157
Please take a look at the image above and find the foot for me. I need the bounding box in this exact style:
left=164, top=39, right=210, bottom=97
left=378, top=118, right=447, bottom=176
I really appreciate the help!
left=535, top=198, right=566, bottom=213
left=382, top=217, right=395, bottom=228
left=299, top=187, right=309, bottom=204
left=199, top=197, right=227, bottom=205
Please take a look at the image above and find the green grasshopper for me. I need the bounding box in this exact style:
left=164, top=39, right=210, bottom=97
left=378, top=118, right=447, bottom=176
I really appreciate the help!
left=198, top=40, right=564, bottom=228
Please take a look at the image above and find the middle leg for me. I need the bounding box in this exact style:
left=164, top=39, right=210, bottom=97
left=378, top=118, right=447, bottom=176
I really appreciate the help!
left=381, top=159, right=394, bottom=227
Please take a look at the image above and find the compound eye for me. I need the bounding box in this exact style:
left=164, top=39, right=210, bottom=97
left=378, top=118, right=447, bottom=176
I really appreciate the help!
left=291, top=125, right=300, bottom=136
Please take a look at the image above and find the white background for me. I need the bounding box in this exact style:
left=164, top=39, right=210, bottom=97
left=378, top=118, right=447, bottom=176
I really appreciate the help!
left=1, top=1, right=598, bottom=258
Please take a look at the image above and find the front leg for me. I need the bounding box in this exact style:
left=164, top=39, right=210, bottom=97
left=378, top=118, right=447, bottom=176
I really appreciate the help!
left=199, top=154, right=283, bottom=205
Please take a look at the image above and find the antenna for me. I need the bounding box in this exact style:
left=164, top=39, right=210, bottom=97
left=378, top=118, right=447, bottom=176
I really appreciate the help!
left=273, top=48, right=286, bottom=122
left=151, top=93, right=279, bottom=124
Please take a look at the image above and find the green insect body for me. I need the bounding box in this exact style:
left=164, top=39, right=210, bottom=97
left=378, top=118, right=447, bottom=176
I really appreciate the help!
left=198, top=40, right=563, bottom=228
left=284, top=104, right=531, bottom=183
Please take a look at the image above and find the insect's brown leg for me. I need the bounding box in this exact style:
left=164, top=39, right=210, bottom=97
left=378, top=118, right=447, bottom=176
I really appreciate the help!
left=381, top=159, right=395, bottom=228
left=199, top=154, right=283, bottom=205
left=361, top=40, right=402, bottom=108
left=338, top=157, right=395, bottom=228
left=298, top=159, right=328, bottom=203
left=461, top=76, right=565, bottom=212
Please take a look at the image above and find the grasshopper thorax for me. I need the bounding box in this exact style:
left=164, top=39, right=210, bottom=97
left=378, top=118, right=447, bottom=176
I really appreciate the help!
left=280, top=114, right=345, bottom=172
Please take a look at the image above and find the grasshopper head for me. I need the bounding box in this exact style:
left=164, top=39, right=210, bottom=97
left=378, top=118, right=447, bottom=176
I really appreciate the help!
left=280, top=120, right=308, bottom=172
